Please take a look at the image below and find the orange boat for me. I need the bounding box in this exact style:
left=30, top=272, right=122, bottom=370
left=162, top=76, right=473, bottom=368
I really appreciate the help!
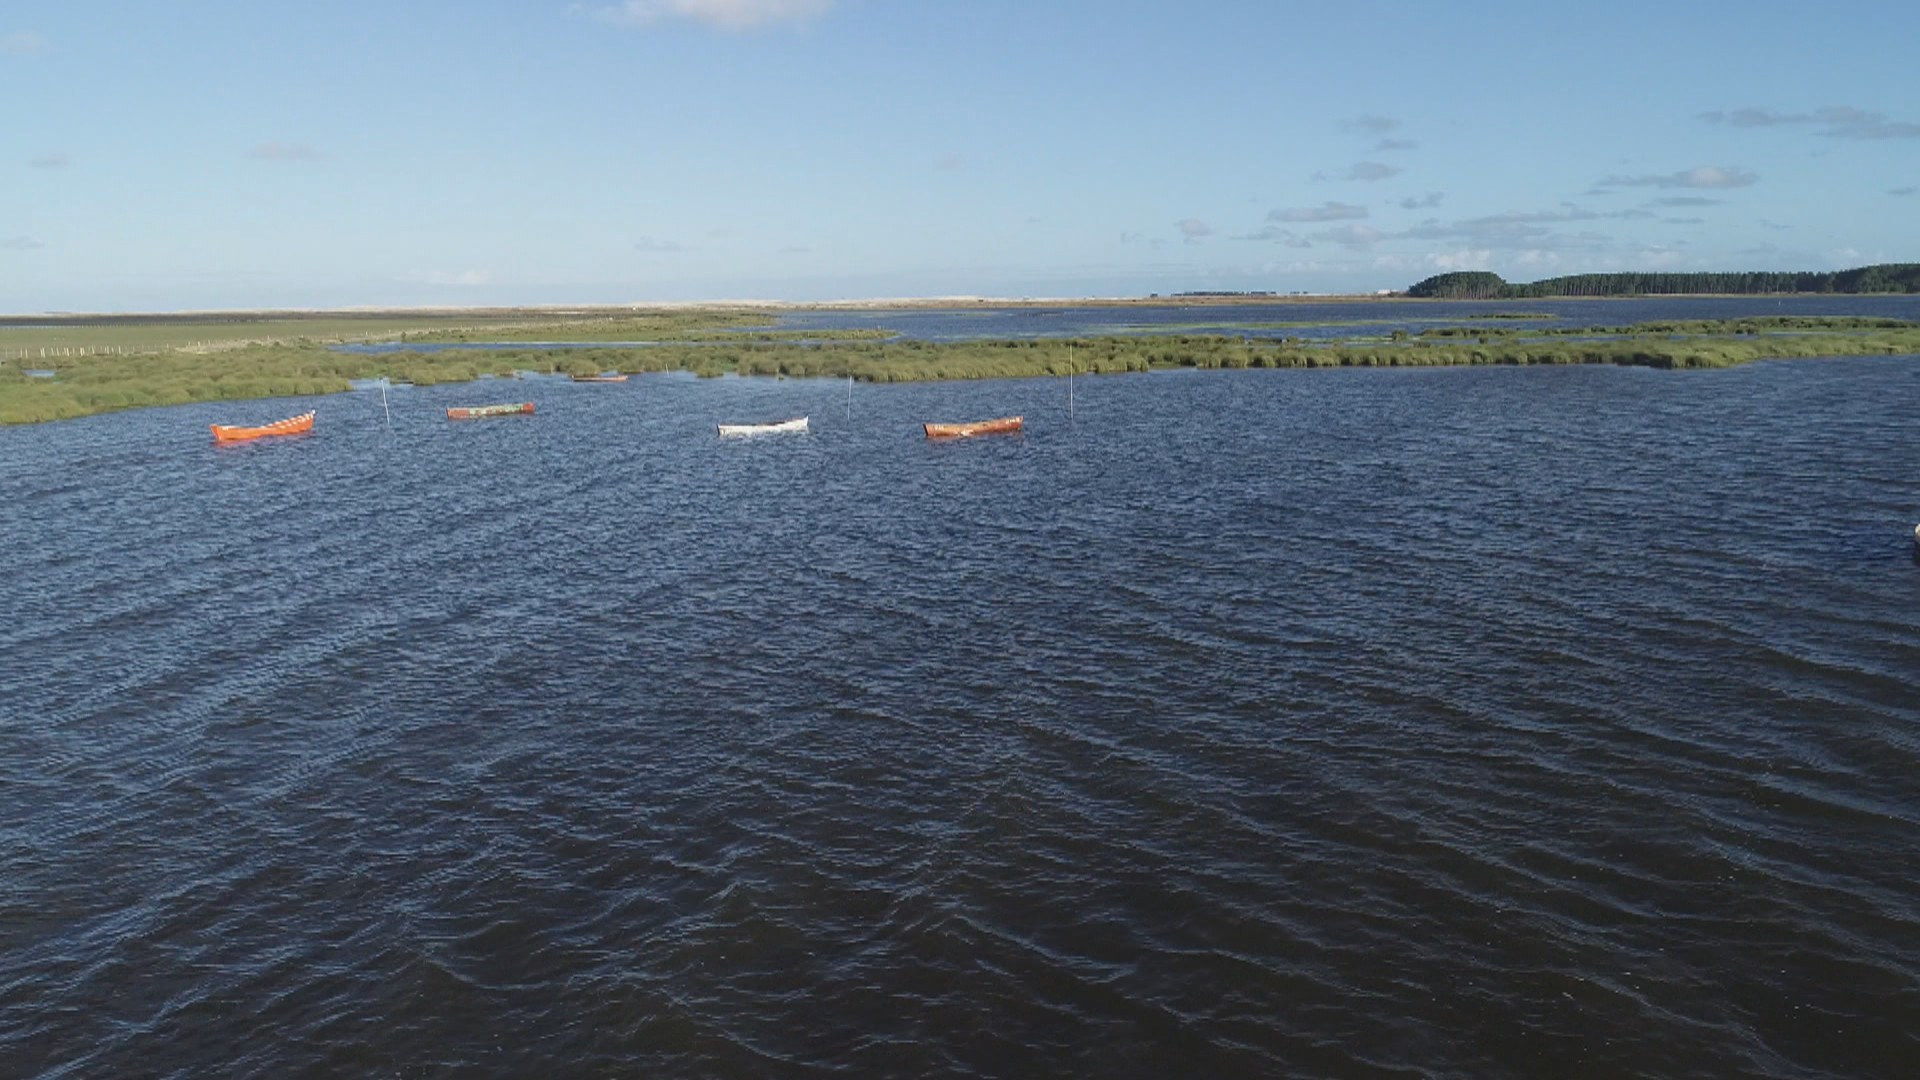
left=210, top=410, right=315, bottom=442
left=923, top=415, right=1023, bottom=439
left=572, top=373, right=630, bottom=383
left=447, top=402, right=535, bottom=420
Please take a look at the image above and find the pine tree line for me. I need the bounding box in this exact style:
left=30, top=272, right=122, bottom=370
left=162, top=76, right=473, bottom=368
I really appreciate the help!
left=1406, top=264, right=1920, bottom=298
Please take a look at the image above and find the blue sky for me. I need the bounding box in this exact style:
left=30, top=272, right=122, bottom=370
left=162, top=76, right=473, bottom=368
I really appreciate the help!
left=4, top=0, right=1919, bottom=311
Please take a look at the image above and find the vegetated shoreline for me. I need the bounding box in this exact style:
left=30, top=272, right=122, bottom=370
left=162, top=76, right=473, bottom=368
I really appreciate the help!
left=6, top=312, right=1920, bottom=427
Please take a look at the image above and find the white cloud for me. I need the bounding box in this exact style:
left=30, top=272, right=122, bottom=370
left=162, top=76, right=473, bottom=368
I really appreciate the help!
left=1177, top=218, right=1212, bottom=242
left=634, top=236, right=687, bottom=252
left=1479, top=205, right=1653, bottom=225
left=1312, top=224, right=1382, bottom=249
left=1248, top=198, right=1663, bottom=260
left=1398, top=192, right=1443, bottom=210
left=1270, top=201, right=1368, bottom=223
left=3, top=235, right=46, bottom=250
left=1121, top=231, right=1169, bottom=250
left=1239, top=225, right=1313, bottom=247
left=597, top=0, right=832, bottom=31
left=1508, top=249, right=1568, bottom=270
left=1596, top=165, right=1756, bottom=190
left=1393, top=207, right=1628, bottom=248
left=2, top=30, right=46, bottom=54
left=1343, top=115, right=1399, bottom=135
left=1425, top=248, right=1496, bottom=271
left=1702, top=105, right=1920, bottom=140
left=1630, top=247, right=1691, bottom=269
left=250, top=141, right=323, bottom=162
left=1344, top=161, right=1400, bottom=182
left=1701, top=107, right=1809, bottom=128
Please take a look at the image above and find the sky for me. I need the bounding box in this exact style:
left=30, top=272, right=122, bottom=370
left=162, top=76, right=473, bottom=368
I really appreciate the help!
left=4, top=0, right=1919, bottom=312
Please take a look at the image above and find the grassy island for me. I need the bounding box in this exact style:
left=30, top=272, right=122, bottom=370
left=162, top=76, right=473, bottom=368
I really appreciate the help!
left=4, top=310, right=1920, bottom=425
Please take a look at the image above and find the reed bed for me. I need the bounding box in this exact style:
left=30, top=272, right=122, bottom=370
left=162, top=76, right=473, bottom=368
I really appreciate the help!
left=5, top=318, right=1918, bottom=425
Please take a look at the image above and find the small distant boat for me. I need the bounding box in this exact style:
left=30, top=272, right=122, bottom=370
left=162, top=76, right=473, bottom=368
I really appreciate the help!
left=211, top=410, right=314, bottom=442
left=718, top=416, right=809, bottom=437
left=572, top=373, right=630, bottom=383
left=924, top=415, right=1022, bottom=439
left=447, top=402, right=535, bottom=420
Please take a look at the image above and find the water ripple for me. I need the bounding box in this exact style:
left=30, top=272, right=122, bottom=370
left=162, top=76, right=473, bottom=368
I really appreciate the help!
left=3, top=357, right=1919, bottom=1077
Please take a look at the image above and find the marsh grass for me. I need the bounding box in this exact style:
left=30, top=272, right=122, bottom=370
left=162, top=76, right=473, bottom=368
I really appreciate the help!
left=0, top=307, right=782, bottom=357
left=5, top=317, right=1918, bottom=424
left=0, top=314, right=568, bottom=355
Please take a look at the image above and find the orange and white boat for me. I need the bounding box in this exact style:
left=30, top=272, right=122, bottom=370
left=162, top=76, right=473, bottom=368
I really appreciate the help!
left=210, top=410, right=314, bottom=442
left=572, top=373, right=630, bottom=383
left=923, top=415, right=1022, bottom=439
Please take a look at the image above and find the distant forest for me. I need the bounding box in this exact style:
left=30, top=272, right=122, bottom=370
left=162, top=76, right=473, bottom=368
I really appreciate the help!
left=1405, top=264, right=1920, bottom=298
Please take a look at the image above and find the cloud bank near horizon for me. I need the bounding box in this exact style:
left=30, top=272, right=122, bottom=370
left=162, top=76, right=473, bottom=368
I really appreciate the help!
left=1702, top=105, right=1920, bottom=140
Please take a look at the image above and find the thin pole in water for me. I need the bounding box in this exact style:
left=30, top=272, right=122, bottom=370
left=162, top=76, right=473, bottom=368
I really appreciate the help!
left=846, top=372, right=852, bottom=422
left=380, top=379, right=393, bottom=433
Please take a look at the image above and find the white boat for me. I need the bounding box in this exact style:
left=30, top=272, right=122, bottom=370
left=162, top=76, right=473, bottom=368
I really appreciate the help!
left=717, top=416, right=808, bottom=437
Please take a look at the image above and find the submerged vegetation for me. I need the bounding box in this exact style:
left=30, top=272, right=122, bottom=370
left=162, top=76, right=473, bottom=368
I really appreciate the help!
left=5, top=312, right=1919, bottom=425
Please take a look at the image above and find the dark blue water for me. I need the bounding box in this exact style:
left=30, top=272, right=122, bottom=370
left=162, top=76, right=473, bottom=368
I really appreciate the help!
left=774, top=294, right=1920, bottom=341
left=4, top=358, right=1919, bottom=1078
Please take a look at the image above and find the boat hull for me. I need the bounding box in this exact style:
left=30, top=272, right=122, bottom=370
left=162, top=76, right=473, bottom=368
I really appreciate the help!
left=210, top=410, right=315, bottom=442
left=447, top=402, right=536, bottom=420
left=572, top=374, right=630, bottom=383
left=923, top=415, right=1022, bottom=439
left=717, top=417, right=809, bottom=437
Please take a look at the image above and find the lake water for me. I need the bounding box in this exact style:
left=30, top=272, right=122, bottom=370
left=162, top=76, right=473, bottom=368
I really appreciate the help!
left=4, top=324, right=1920, bottom=1076
left=776, top=294, right=1920, bottom=341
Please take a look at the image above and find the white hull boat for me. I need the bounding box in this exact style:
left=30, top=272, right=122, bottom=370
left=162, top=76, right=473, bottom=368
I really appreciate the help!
left=717, top=416, right=808, bottom=437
